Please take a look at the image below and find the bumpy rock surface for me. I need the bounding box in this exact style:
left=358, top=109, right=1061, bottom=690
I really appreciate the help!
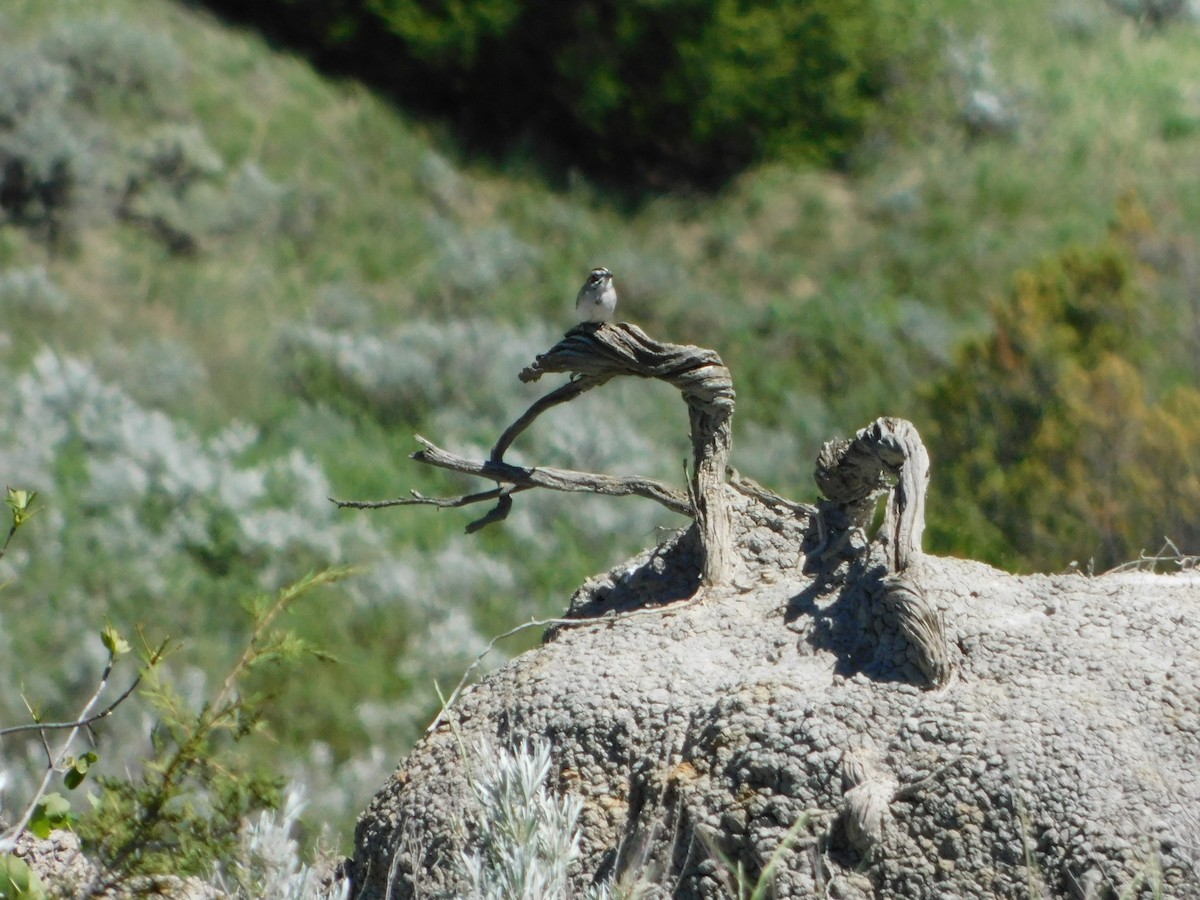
left=346, top=488, right=1200, bottom=898
left=8, top=827, right=221, bottom=899
left=7, top=829, right=97, bottom=894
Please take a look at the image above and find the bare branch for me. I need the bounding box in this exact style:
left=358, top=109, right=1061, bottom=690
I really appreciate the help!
left=729, top=467, right=819, bottom=518
left=338, top=321, right=735, bottom=583
left=412, top=436, right=692, bottom=516
left=465, top=491, right=514, bottom=534
left=0, top=674, right=141, bottom=738
left=491, top=374, right=611, bottom=461
left=1, top=651, right=124, bottom=847
left=0, top=521, right=16, bottom=564
left=426, top=600, right=699, bottom=736
left=330, top=485, right=529, bottom=511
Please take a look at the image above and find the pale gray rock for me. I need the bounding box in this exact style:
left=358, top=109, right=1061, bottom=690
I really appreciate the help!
left=9, top=825, right=222, bottom=898
left=346, top=487, right=1200, bottom=899
left=7, top=829, right=96, bottom=895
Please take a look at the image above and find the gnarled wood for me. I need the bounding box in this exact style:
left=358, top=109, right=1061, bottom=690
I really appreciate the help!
left=816, top=417, right=947, bottom=688
left=816, top=417, right=929, bottom=574
left=881, top=571, right=951, bottom=688
left=521, top=323, right=735, bottom=584
left=335, top=322, right=735, bottom=584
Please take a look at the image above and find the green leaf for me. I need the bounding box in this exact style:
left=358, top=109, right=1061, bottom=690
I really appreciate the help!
left=0, top=853, right=46, bottom=899
left=28, top=793, right=72, bottom=838
left=5, top=487, right=38, bottom=527
left=64, top=752, right=99, bottom=790
left=100, top=625, right=130, bottom=658
left=27, top=815, right=50, bottom=841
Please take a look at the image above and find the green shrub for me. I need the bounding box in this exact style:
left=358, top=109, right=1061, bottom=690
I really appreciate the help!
left=0, top=19, right=312, bottom=254
left=924, top=233, right=1200, bottom=571
left=77, top=571, right=349, bottom=886
left=1105, top=0, right=1194, bottom=28
left=40, top=15, right=184, bottom=114
left=202, top=0, right=927, bottom=186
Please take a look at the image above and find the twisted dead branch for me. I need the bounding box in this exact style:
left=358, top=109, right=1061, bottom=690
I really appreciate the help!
left=816, top=417, right=929, bottom=574
left=816, top=417, right=949, bottom=687
left=334, top=322, right=735, bottom=585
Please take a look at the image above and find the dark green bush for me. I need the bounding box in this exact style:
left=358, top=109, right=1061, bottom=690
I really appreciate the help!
left=201, top=0, right=924, bottom=186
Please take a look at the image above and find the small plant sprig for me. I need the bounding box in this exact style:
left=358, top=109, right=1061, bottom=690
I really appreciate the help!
left=1, top=487, right=38, bottom=565
left=450, top=737, right=584, bottom=900
left=77, top=567, right=351, bottom=892
left=0, top=626, right=147, bottom=847
left=0, top=627, right=146, bottom=900
left=1, top=489, right=147, bottom=900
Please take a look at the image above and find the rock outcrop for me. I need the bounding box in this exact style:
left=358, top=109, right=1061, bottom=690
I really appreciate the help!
left=345, top=481, right=1200, bottom=898
left=343, top=321, right=1197, bottom=898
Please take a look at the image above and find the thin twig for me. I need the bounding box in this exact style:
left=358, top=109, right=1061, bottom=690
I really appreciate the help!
left=1, top=651, right=119, bottom=847
left=1104, top=537, right=1200, bottom=574
left=0, top=675, right=141, bottom=738
left=0, top=521, right=17, bottom=564
left=330, top=485, right=534, bottom=511
left=728, top=468, right=819, bottom=518
left=490, top=375, right=610, bottom=461
left=212, top=568, right=347, bottom=713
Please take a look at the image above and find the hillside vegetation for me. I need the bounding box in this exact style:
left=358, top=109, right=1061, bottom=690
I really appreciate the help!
left=1, top=0, right=1199, bottom=873
left=198, top=0, right=927, bottom=186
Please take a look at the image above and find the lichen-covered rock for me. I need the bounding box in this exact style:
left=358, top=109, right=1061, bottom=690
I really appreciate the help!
left=6, top=829, right=96, bottom=895
left=346, top=489, right=1200, bottom=898
left=4, top=828, right=220, bottom=899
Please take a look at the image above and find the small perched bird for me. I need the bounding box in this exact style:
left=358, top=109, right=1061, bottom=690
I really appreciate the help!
left=575, top=266, right=617, bottom=323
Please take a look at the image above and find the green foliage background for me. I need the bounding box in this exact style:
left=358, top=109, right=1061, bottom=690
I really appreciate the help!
left=200, top=0, right=921, bottom=185
left=1, top=0, right=1199, bottom=859
left=926, top=210, right=1200, bottom=571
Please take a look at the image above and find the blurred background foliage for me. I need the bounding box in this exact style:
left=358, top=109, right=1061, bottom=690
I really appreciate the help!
left=925, top=217, right=1200, bottom=571
left=1, top=0, right=1199, bottom=853
left=197, top=0, right=928, bottom=187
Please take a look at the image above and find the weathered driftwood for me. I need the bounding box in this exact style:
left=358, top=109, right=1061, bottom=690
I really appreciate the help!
left=816, top=417, right=929, bottom=574
left=816, top=417, right=949, bottom=688
left=334, top=322, right=736, bottom=585
left=519, top=323, right=735, bottom=584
